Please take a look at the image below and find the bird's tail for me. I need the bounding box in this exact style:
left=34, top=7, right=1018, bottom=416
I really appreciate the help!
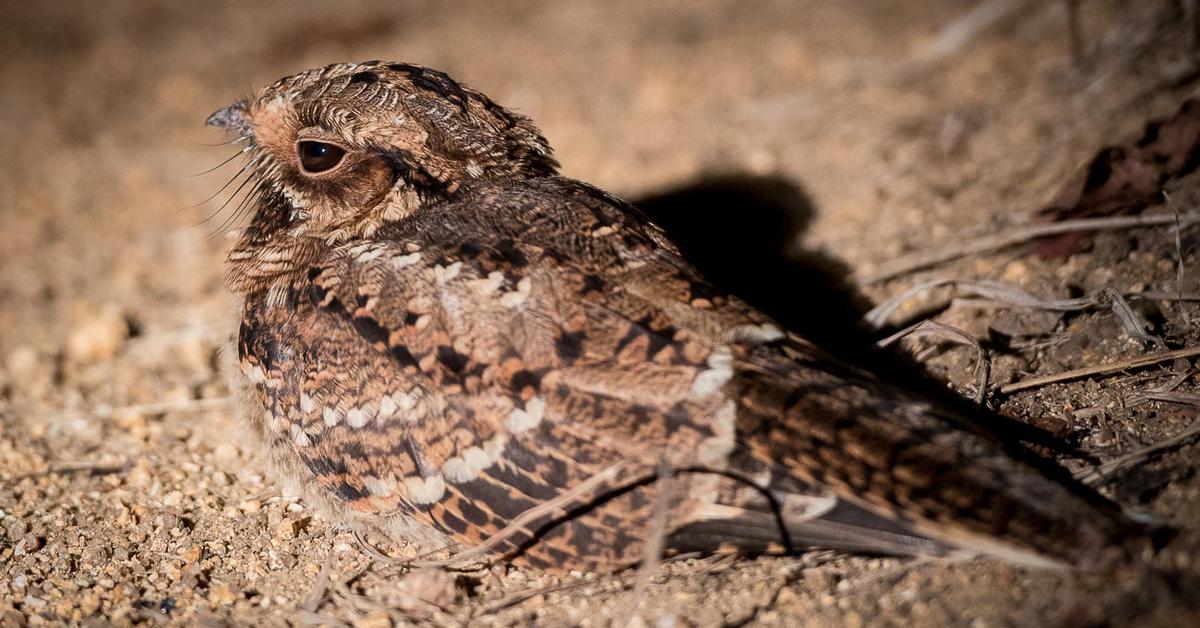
left=712, top=342, right=1153, bottom=570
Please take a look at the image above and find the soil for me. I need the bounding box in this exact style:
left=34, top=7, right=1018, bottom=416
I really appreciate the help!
left=2, top=1, right=1198, bottom=626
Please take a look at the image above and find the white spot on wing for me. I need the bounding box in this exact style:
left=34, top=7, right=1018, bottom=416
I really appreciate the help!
left=499, top=277, right=532, bottom=308
left=378, top=393, right=398, bottom=418
left=506, top=396, right=546, bottom=433
left=464, top=446, right=492, bottom=471
left=323, top=407, right=342, bottom=427
left=441, top=445, right=495, bottom=483
left=290, top=424, right=310, bottom=447
left=299, top=393, right=315, bottom=413
left=241, top=362, right=267, bottom=384
left=434, top=261, right=463, bottom=283
left=346, top=407, right=369, bottom=428
left=392, top=252, right=422, bottom=268
left=749, top=468, right=773, bottom=489
left=690, top=346, right=734, bottom=398
left=363, top=474, right=398, bottom=497
left=404, top=474, right=446, bottom=504
left=350, top=243, right=387, bottom=263
left=387, top=389, right=420, bottom=417
left=728, top=323, right=785, bottom=344
left=441, top=457, right=472, bottom=484
left=472, top=271, right=505, bottom=296
left=696, top=399, right=737, bottom=466
left=483, top=434, right=508, bottom=460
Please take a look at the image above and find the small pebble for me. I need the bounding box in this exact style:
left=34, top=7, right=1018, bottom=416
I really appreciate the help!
left=353, top=610, right=393, bottom=628
left=67, top=304, right=129, bottom=363
left=5, top=345, right=39, bottom=379
left=207, top=583, right=237, bottom=606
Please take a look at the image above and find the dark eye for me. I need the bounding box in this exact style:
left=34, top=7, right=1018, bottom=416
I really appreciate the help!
left=297, top=141, right=346, bottom=174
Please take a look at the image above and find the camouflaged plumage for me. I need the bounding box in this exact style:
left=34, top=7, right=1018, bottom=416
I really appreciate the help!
left=211, top=61, right=1144, bottom=572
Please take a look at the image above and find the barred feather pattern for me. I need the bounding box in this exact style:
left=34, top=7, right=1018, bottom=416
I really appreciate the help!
left=214, top=61, right=1145, bottom=572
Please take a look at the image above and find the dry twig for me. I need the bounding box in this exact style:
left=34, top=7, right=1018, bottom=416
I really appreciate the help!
left=1142, top=391, right=1200, bottom=406
left=877, top=319, right=991, bottom=403
left=913, top=0, right=1026, bottom=66
left=865, top=280, right=1162, bottom=346
left=617, top=458, right=675, bottom=628
left=4, top=460, right=131, bottom=483
left=1164, top=192, right=1193, bottom=328
left=865, top=278, right=1090, bottom=328
left=301, top=561, right=333, bottom=613
left=353, top=529, right=404, bottom=565
left=96, top=396, right=231, bottom=418
left=857, top=212, right=1200, bottom=285
left=1000, top=346, right=1200, bottom=394
left=476, top=554, right=732, bottom=620
left=1134, top=292, right=1200, bottom=302
left=1077, top=419, right=1200, bottom=485
left=476, top=576, right=599, bottom=617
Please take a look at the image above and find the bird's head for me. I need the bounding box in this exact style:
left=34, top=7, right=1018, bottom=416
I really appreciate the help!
left=208, top=61, right=557, bottom=245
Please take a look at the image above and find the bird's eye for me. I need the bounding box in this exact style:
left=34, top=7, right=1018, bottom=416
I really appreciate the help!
left=297, top=141, right=346, bottom=174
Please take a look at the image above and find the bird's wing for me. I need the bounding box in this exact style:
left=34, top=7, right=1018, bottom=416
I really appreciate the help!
left=238, top=182, right=1139, bottom=571
left=237, top=209, right=784, bottom=569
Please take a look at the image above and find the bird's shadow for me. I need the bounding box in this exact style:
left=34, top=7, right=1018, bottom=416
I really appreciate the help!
left=632, top=173, right=876, bottom=360
left=631, top=173, right=1099, bottom=460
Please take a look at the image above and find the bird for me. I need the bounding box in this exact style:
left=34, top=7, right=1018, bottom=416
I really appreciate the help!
left=208, top=60, right=1148, bottom=573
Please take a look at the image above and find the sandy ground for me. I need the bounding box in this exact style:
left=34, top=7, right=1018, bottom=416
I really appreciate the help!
left=2, top=1, right=1199, bottom=625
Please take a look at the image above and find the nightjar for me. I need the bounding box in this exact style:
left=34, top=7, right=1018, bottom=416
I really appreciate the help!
left=209, top=61, right=1146, bottom=572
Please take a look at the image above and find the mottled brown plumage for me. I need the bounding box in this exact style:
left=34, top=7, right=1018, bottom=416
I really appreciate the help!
left=211, top=61, right=1144, bottom=572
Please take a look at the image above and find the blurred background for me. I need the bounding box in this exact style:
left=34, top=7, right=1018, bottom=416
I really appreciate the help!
left=2, top=1, right=1197, bottom=625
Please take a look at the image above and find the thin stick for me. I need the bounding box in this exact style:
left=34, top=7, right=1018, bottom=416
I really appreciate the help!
left=1100, top=288, right=1165, bottom=348
left=477, top=577, right=598, bottom=616
left=1000, top=346, right=1200, bottom=394
left=913, top=0, right=1024, bottom=65
left=864, top=278, right=1093, bottom=329
left=3, top=460, right=131, bottom=483
left=1122, top=370, right=1197, bottom=408
left=1133, top=292, right=1200, bottom=302
left=1164, top=192, right=1192, bottom=327
left=353, top=529, right=403, bottom=565
left=1142, top=391, right=1200, bottom=406
left=301, top=561, right=333, bottom=613
left=857, top=213, right=1200, bottom=285
left=866, top=282, right=1161, bottom=346
left=618, top=458, right=675, bottom=628
left=97, top=397, right=231, bottom=417
left=1077, top=419, right=1200, bottom=485
left=877, top=319, right=991, bottom=404
left=476, top=553, right=705, bottom=618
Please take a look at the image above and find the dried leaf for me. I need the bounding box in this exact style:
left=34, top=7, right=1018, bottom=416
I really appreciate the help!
left=1035, top=98, right=1200, bottom=257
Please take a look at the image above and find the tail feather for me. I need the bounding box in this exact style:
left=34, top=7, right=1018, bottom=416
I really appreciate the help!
left=669, top=499, right=958, bottom=560
left=727, top=343, right=1148, bottom=569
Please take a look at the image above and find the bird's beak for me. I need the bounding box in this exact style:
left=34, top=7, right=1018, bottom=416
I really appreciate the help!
left=206, top=101, right=250, bottom=136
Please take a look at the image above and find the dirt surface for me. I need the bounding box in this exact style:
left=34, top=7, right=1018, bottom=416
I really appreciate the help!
left=2, top=1, right=1199, bottom=626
